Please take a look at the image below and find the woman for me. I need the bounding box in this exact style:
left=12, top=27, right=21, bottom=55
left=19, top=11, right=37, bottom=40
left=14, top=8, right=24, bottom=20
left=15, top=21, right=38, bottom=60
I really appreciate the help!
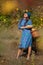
left=17, top=12, right=33, bottom=60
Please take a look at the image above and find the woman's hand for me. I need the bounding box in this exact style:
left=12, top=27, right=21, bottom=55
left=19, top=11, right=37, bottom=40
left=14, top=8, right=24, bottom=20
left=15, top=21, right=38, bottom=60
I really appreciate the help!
left=20, top=25, right=33, bottom=29
left=24, top=25, right=33, bottom=28
left=20, top=26, right=25, bottom=29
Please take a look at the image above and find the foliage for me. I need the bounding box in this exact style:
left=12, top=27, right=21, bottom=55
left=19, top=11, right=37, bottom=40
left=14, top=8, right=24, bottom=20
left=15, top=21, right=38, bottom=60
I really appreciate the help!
left=0, top=14, right=12, bottom=27
left=0, top=8, right=43, bottom=28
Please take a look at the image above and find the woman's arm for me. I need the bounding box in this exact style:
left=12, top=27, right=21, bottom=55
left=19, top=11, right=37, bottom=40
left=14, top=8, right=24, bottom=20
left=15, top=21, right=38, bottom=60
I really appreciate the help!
left=20, top=25, right=33, bottom=29
left=18, top=18, right=26, bottom=30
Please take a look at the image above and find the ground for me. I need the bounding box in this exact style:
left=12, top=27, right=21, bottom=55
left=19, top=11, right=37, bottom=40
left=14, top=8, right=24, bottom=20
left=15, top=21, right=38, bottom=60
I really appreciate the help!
left=0, top=25, right=43, bottom=65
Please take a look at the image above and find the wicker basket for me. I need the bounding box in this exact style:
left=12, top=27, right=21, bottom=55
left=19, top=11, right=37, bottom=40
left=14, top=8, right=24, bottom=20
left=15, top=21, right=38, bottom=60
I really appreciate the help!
left=31, top=28, right=39, bottom=38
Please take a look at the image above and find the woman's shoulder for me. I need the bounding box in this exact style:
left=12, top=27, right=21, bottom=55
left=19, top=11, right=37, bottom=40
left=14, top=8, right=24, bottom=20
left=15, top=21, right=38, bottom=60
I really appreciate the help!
left=19, top=18, right=26, bottom=22
left=29, top=19, right=32, bottom=22
left=28, top=19, right=32, bottom=25
left=28, top=19, right=32, bottom=23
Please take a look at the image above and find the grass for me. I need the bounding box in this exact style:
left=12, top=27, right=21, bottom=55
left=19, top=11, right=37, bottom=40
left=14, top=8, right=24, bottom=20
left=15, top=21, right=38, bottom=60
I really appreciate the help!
left=0, top=26, right=43, bottom=65
left=0, top=42, right=5, bottom=53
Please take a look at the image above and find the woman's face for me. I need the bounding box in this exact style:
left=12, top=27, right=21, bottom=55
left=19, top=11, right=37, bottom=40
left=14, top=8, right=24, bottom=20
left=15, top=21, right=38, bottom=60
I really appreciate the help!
left=24, top=13, right=28, bottom=18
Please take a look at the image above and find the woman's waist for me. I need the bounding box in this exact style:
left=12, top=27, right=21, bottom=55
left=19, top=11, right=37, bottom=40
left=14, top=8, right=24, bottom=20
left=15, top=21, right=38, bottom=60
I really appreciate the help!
left=24, top=28, right=31, bottom=30
left=23, top=29, right=31, bottom=32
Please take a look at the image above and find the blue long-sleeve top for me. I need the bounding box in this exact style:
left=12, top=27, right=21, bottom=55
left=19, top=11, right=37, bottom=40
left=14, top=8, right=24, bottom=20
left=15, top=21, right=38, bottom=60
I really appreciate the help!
left=18, top=18, right=26, bottom=30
